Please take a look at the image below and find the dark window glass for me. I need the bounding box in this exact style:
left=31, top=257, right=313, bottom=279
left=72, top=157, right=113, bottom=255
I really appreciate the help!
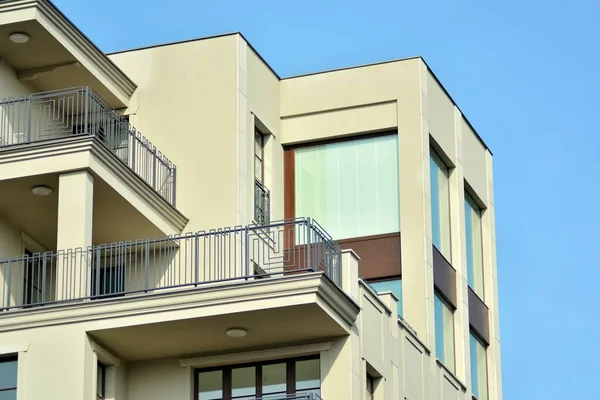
left=96, top=362, right=105, bottom=399
left=196, top=357, right=321, bottom=400
left=91, top=266, right=125, bottom=298
left=0, top=357, right=17, bottom=400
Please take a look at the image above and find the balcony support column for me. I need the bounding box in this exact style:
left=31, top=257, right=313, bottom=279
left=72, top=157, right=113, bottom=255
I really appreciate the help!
left=56, top=170, right=94, bottom=301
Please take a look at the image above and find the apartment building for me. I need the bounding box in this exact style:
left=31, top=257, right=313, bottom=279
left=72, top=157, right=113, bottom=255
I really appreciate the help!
left=0, top=1, right=501, bottom=400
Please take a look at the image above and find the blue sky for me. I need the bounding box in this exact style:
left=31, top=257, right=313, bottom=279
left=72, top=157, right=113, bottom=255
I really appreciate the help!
left=54, top=0, right=599, bottom=398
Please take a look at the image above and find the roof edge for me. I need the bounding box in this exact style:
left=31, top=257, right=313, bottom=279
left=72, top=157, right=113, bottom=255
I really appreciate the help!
left=106, top=31, right=241, bottom=56
left=40, top=0, right=137, bottom=94
left=104, top=28, right=490, bottom=153
left=419, top=58, right=492, bottom=154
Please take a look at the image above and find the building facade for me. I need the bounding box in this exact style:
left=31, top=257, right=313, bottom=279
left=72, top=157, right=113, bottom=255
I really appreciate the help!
left=0, top=1, right=501, bottom=399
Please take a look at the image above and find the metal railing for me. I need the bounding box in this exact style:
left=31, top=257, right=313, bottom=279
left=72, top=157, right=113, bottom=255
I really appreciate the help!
left=0, top=87, right=176, bottom=205
left=0, top=218, right=340, bottom=310
left=255, top=179, right=270, bottom=225
left=250, top=394, right=322, bottom=400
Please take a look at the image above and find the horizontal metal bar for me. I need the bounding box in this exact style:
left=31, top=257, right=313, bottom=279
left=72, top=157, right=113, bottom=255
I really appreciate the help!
left=0, top=218, right=341, bottom=311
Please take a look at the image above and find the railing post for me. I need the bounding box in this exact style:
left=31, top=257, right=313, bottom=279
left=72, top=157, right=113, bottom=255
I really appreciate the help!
left=5, top=260, right=11, bottom=309
left=130, top=129, right=136, bottom=172
left=172, top=166, right=177, bottom=206
left=306, top=218, right=312, bottom=271
left=84, top=87, right=90, bottom=135
left=27, top=94, right=32, bottom=141
left=245, top=226, right=250, bottom=278
left=144, top=239, right=150, bottom=292
left=194, top=234, right=199, bottom=286
left=94, top=247, right=101, bottom=297
left=41, top=254, right=47, bottom=303
left=152, top=148, right=157, bottom=190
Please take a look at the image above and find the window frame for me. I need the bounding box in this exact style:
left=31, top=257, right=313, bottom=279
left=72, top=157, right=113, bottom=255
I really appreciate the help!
left=194, top=355, right=320, bottom=400
left=254, top=128, right=265, bottom=183
left=469, top=330, right=489, bottom=400
left=96, top=361, right=106, bottom=400
left=429, top=146, right=452, bottom=261
left=284, top=130, right=401, bottom=282
left=434, top=290, right=456, bottom=371
left=0, top=355, right=18, bottom=399
left=464, top=190, right=485, bottom=300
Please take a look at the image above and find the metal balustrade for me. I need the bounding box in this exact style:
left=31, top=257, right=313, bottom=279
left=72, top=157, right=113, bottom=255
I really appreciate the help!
left=0, top=87, right=176, bottom=205
left=0, top=218, right=340, bottom=310
left=249, top=394, right=323, bottom=400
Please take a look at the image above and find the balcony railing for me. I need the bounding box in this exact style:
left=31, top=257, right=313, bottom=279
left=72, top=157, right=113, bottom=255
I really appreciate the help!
left=255, top=179, right=270, bottom=225
left=0, top=87, right=176, bottom=205
left=250, top=395, right=322, bottom=400
left=0, top=218, right=340, bottom=311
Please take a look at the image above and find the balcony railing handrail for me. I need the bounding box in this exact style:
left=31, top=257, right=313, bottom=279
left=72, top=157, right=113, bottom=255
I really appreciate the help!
left=251, top=395, right=323, bottom=400
left=0, top=218, right=341, bottom=311
left=0, top=86, right=176, bottom=205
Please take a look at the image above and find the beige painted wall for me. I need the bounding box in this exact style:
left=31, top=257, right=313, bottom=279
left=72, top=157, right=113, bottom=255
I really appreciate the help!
left=109, top=35, right=240, bottom=232
left=0, top=59, right=31, bottom=99
left=240, top=39, right=283, bottom=224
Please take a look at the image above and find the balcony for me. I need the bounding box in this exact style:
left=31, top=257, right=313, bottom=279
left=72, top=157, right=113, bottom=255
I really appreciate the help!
left=0, top=219, right=358, bottom=361
left=0, top=87, right=176, bottom=205
left=0, top=218, right=341, bottom=310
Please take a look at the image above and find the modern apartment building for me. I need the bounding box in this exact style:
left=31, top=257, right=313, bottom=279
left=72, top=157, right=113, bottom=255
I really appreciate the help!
left=0, top=1, right=501, bottom=400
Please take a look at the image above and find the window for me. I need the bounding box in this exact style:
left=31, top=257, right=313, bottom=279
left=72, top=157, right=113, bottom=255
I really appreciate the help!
left=0, top=356, right=17, bottom=400
left=430, top=148, right=451, bottom=260
left=196, top=357, right=320, bottom=400
left=254, top=128, right=265, bottom=183
left=434, top=292, right=455, bottom=370
left=91, top=265, right=125, bottom=298
left=96, top=362, right=106, bottom=400
left=23, top=250, right=43, bottom=306
left=465, top=191, right=484, bottom=298
left=295, top=134, right=399, bottom=240
left=470, top=331, right=488, bottom=400
left=254, top=128, right=270, bottom=225
left=369, top=279, right=403, bottom=317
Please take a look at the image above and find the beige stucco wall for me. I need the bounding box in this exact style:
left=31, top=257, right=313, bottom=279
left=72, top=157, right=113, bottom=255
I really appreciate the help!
left=280, top=59, right=421, bottom=145
left=0, top=59, right=31, bottom=99
left=240, top=39, right=283, bottom=224
left=108, top=36, right=240, bottom=232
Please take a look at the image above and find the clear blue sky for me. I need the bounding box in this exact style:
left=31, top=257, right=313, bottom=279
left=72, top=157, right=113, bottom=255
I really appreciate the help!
left=55, top=0, right=599, bottom=398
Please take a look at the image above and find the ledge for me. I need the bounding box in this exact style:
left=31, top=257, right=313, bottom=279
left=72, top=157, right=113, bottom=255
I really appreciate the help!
left=0, top=273, right=358, bottom=333
left=436, top=358, right=467, bottom=392
left=0, top=136, right=188, bottom=233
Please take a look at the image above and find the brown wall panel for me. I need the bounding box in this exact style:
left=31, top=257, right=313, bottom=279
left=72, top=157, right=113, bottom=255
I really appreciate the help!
left=338, top=233, right=401, bottom=279
left=433, top=245, right=457, bottom=308
left=468, top=287, right=490, bottom=344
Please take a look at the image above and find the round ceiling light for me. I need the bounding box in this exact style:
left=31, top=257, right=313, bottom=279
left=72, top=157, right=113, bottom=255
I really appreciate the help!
left=31, top=185, right=52, bottom=196
left=9, top=32, right=29, bottom=44
left=226, top=328, right=247, bottom=338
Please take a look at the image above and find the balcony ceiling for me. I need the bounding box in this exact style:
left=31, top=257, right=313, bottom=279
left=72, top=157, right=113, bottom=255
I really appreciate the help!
left=89, top=303, right=348, bottom=361
left=0, top=20, right=72, bottom=70
left=0, top=1, right=135, bottom=108
left=0, top=172, right=164, bottom=251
